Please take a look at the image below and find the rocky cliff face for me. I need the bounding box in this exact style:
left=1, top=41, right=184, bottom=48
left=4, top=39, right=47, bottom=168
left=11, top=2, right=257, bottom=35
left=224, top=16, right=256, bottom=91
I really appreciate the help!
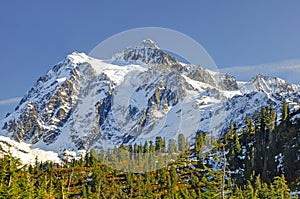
left=1, top=40, right=300, bottom=154
left=112, top=39, right=181, bottom=68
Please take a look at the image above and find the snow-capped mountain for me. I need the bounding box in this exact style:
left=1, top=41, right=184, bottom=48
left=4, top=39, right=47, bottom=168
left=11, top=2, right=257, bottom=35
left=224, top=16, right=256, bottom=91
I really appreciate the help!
left=1, top=39, right=299, bottom=161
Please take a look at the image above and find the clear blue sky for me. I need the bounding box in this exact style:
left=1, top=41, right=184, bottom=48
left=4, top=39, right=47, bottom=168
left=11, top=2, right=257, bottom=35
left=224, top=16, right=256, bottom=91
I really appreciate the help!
left=0, top=0, right=300, bottom=117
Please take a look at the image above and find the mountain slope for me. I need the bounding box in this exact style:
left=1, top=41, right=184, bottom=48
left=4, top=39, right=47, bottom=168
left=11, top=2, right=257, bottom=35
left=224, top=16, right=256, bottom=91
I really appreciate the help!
left=1, top=40, right=299, bottom=160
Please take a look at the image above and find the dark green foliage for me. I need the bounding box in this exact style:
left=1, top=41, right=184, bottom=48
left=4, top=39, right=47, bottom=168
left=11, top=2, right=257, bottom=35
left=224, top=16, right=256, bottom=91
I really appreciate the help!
left=224, top=100, right=300, bottom=191
left=155, top=136, right=163, bottom=152
left=0, top=100, right=298, bottom=198
left=195, top=132, right=205, bottom=153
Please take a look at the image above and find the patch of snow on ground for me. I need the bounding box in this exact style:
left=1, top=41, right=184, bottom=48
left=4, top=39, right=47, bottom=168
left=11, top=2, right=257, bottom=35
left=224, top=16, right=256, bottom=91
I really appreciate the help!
left=0, top=136, right=61, bottom=165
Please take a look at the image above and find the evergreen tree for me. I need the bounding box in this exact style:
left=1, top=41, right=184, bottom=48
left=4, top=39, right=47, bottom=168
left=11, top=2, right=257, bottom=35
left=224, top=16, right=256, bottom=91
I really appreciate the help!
left=233, top=129, right=242, bottom=154
left=126, top=172, right=133, bottom=198
left=162, top=137, right=166, bottom=153
left=133, top=143, right=138, bottom=159
left=118, top=144, right=127, bottom=162
left=260, top=107, right=269, bottom=132
left=143, top=141, right=149, bottom=154
left=271, top=174, right=292, bottom=199
left=254, top=175, right=270, bottom=199
left=281, top=99, right=289, bottom=121
left=90, top=148, right=99, bottom=166
left=244, top=180, right=258, bottom=199
left=246, top=116, right=255, bottom=135
left=178, top=133, right=187, bottom=152
left=155, top=136, right=163, bottom=152
left=149, top=140, right=155, bottom=153
left=195, top=133, right=204, bottom=153
left=127, top=145, right=133, bottom=160
left=269, top=104, right=276, bottom=130
left=254, top=111, right=260, bottom=132
left=170, top=166, right=177, bottom=192
left=167, top=139, right=177, bottom=154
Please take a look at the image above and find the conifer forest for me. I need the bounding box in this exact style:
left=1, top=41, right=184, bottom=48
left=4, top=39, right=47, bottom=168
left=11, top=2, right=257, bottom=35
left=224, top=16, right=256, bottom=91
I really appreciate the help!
left=0, top=100, right=299, bottom=198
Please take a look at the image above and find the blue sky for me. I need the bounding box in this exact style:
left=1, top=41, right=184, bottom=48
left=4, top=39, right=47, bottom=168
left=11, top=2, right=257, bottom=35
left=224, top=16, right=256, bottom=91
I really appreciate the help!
left=0, top=0, right=300, bottom=117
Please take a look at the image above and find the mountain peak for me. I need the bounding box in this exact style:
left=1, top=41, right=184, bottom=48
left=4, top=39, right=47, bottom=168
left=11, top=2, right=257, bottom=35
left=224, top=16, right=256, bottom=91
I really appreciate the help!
left=251, top=74, right=286, bottom=85
left=138, top=39, right=159, bottom=49
left=250, top=74, right=300, bottom=94
left=1, top=44, right=300, bottom=159
left=66, top=52, right=88, bottom=64
left=112, top=39, right=180, bottom=66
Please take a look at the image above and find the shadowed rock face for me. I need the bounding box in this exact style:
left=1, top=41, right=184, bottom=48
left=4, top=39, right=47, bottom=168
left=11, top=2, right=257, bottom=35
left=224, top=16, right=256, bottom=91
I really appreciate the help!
left=96, top=94, right=112, bottom=127
left=2, top=58, right=98, bottom=145
left=4, top=102, right=41, bottom=143
left=184, top=65, right=238, bottom=91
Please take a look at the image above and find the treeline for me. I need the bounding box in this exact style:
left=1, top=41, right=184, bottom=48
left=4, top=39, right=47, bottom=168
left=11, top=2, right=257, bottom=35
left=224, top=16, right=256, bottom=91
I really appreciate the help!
left=79, top=133, right=189, bottom=173
left=217, top=99, right=300, bottom=190
left=0, top=100, right=299, bottom=198
left=0, top=150, right=295, bottom=198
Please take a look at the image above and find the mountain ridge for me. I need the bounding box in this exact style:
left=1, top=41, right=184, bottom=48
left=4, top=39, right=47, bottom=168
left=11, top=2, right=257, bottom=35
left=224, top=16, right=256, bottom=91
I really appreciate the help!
left=0, top=40, right=299, bottom=162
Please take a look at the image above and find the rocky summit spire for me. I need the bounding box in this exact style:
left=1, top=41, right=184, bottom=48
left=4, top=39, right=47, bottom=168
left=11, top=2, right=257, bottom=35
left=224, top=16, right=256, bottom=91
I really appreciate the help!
left=138, top=39, right=159, bottom=49
left=112, top=39, right=179, bottom=66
